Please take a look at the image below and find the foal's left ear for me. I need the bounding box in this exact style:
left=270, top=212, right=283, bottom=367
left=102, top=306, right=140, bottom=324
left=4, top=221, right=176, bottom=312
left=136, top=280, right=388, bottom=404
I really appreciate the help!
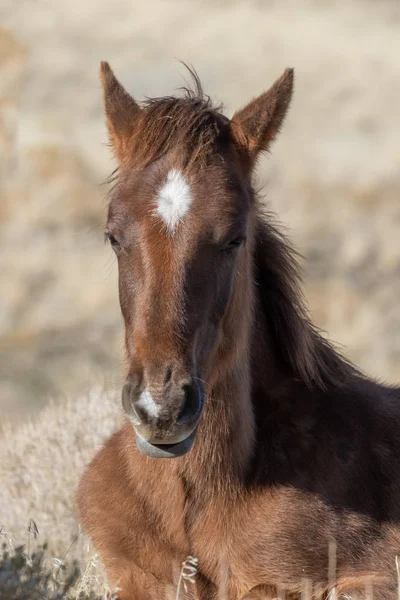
left=230, top=68, right=294, bottom=167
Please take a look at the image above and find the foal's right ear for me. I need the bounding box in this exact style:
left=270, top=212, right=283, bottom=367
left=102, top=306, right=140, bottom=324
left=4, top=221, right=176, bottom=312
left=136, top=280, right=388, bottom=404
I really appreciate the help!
left=100, top=62, right=141, bottom=163
left=230, top=68, right=294, bottom=169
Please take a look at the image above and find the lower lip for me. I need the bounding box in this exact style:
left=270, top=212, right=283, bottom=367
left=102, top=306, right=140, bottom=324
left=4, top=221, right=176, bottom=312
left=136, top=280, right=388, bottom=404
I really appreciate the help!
left=135, top=428, right=197, bottom=458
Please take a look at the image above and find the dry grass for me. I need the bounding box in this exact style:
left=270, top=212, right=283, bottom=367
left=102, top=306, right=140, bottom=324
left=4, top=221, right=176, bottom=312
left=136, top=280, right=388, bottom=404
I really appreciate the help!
left=0, top=387, right=120, bottom=596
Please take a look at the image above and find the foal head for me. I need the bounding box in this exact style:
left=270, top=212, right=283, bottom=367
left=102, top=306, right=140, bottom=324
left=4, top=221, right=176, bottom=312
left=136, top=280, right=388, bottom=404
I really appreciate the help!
left=101, top=62, right=293, bottom=458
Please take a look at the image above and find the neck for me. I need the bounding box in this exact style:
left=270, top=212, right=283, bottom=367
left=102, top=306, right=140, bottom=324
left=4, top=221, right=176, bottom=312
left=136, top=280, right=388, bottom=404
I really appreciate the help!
left=180, top=289, right=296, bottom=506
left=181, top=352, right=254, bottom=494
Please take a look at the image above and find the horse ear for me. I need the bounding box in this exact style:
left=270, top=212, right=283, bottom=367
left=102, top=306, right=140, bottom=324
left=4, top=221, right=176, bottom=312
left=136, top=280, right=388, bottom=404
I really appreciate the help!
left=100, top=61, right=141, bottom=162
left=230, top=68, right=294, bottom=167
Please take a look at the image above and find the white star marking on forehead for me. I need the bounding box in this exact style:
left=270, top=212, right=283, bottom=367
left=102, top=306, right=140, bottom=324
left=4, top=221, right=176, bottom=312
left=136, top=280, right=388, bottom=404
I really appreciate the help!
left=154, top=169, right=192, bottom=233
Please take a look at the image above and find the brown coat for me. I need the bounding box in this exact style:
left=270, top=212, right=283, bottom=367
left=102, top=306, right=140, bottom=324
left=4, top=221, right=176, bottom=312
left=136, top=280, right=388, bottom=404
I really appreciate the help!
left=77, top=63, right=400, bottom=599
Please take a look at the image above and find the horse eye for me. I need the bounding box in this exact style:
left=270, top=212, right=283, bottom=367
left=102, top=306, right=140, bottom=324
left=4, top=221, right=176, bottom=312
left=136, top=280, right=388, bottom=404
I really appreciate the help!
left=105, top=232, right=121, bottom=251
left=223, top=236, right=246, bottom=252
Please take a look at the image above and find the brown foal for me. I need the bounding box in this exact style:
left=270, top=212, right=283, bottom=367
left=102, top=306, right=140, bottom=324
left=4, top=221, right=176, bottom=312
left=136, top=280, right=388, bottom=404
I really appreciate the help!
left=77, top=62, right=400, bottom=599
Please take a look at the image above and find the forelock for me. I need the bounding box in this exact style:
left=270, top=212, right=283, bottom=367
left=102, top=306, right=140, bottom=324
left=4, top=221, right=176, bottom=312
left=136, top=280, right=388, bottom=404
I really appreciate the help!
left=129, top=78, right=229, bottom=170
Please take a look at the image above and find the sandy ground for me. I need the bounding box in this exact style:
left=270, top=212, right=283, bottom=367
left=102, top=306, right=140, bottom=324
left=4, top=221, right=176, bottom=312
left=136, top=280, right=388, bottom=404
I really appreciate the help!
left=0, top=0, right=399, bottom=423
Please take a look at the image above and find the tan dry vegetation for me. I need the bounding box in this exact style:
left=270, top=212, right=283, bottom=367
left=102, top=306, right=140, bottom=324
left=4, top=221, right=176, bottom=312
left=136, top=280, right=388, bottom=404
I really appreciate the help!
left=0, top=388, right=120, bottom=595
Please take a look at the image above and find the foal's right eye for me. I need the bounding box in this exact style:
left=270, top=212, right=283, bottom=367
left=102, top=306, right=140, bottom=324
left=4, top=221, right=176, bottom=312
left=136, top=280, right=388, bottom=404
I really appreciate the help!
left=105, top=232, right=121, bottom=252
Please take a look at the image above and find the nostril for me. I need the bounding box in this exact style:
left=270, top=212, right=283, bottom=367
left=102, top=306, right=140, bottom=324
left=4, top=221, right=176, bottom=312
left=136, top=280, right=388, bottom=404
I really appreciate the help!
left=122, top=373, right=143, bottom=420
left=177, top=384, right=201, bottom=425
left=164, top=366, right=173, bottom=385
left=131, top=401, right=147, bottom=423
left=122, top=381, right=134, bottom=416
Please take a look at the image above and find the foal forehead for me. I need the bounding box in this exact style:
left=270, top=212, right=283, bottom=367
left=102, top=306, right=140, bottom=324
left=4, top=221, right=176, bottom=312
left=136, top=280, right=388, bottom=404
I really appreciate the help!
left=154, top=169, right=193, bottom=234
left=113, top=161, right=248, bottom=228
left=154, top=165, right=249, bottom=231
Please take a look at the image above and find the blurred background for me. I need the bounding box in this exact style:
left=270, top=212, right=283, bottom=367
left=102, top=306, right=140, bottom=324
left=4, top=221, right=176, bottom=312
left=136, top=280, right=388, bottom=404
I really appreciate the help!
left=0, top=0, right=399, bottom=426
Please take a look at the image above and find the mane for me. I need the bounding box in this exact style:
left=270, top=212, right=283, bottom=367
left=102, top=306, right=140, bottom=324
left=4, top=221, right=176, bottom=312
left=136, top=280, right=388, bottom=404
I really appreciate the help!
left=129, top=68, right=229, bottom=169
left=254, top=206, right=360, bottom=390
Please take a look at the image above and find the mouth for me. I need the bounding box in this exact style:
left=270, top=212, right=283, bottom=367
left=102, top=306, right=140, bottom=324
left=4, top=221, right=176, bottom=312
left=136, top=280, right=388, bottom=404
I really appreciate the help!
left=135, top=428, right=197, bottom=458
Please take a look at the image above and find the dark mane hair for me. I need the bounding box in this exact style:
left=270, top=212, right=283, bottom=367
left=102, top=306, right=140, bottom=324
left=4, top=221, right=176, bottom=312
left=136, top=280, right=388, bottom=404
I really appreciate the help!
left=254, top=208, right=360, bottom=389
left=130, top=69, right=228, bottom=169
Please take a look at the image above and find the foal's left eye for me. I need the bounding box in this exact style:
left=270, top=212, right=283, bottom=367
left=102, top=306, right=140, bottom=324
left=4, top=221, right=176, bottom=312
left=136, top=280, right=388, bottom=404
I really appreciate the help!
left=223, top=236, right=246, bottom=253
